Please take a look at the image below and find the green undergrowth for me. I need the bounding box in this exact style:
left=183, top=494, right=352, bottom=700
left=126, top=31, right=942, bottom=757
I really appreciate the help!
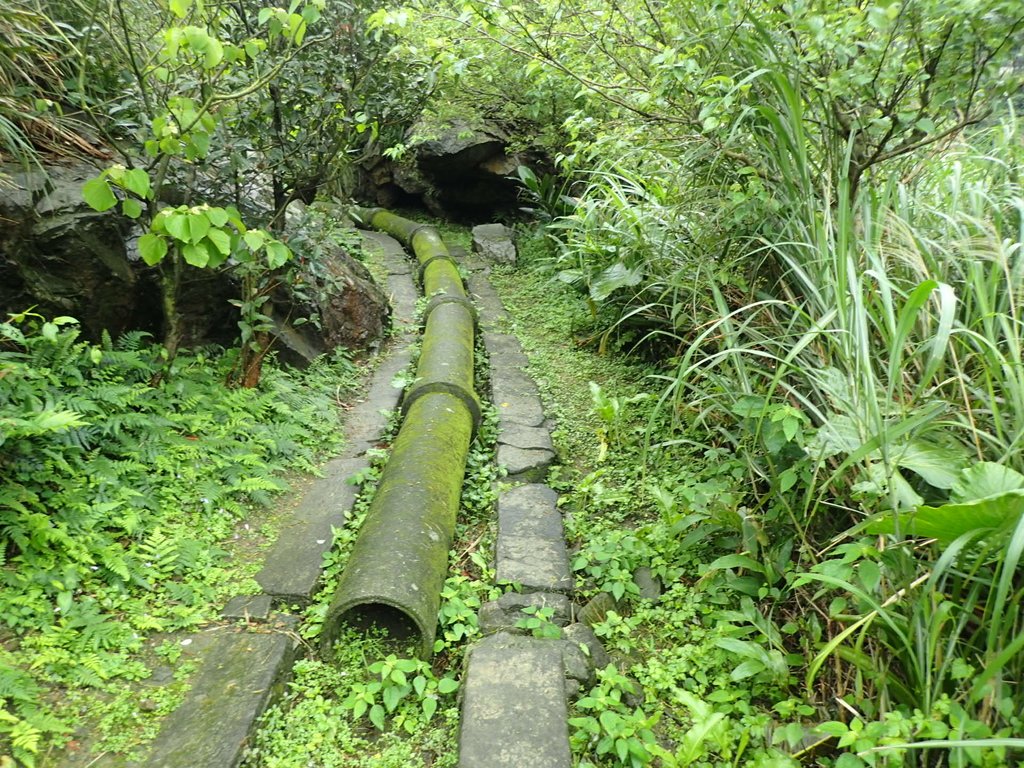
left=493, top=235, right=1023, bottom=767
left=244, top=309, right=501, bottom=767
left=0, top=311, right=361, bottom=766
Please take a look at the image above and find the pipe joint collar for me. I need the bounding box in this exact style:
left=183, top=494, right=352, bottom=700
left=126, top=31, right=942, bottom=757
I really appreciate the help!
left=422, top=294, right=478, bottom=324
left=417, top=254, right=460, bottom=284
left=402, top=381, right=482, bottom=434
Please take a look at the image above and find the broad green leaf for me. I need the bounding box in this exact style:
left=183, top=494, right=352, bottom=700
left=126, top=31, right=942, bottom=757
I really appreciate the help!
left=206, top=227, right=231, bottom=255
left=188, top=212, right=211, bottom=243
left=868, top=491, right=1024, bottom=545
left=181, top=241, right=210, bottom=267
left=206, top=207, right=229, bottom=227
left=137, top=233, right=168, bottom=265
left=707, top=553, right=763, bottom=572
left=368, top=704, right=385, bottom=730
left=187, top=131, right=210, bottom=159
left=123, top=168, right=152, bottom=199
left=164, top=213, right=189, bottom=242
left=714, top=637, right=760, bottom=658
left=806, top=414, right=861, bottom=458
left=382, top=684, right=402, bottom=712
left=589, top=262, right=643, bottom=302
left=184, top=26, right=208, bottom=52
left=952, top=462, right=1024, bottom=502
left=894, top=440, right=965, bottom=489
left=243, top=230, right=265, bottom=251
left=421, top=695, right=437, bottom=721
left=730, top=659, right=764, bottom=681
left=121, top=198, right=143, bottom=219
left=82, top=177, right=117, bottom=212
left=168, top=0, right=191, bottom=18
left=204, top=37, right=224, bottom=68
left=436, top=677, right=459, bottom=694
left=265, top=240, right=291, bottom=269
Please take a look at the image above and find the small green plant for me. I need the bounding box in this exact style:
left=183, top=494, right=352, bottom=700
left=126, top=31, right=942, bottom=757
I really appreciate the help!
left=571, top=666, right=661, bottom=768
left=434, top=574, right=484, bottom=653
left=514, top=605, right=562, bottom=639
left=340, top=654, right=459, bottom=732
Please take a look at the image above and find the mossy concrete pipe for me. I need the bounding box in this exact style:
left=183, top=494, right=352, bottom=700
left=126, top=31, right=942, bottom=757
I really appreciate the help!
left=322, top=208, right=479, bottom=658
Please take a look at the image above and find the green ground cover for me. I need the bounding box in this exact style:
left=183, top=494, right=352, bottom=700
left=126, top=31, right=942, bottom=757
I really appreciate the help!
left=0, top=310, right=362, bottom=765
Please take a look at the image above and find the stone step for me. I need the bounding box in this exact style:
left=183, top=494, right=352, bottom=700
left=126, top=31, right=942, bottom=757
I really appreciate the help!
left=496, top=484, right=573, bottom=593
left=458, top=632, right=572, bottom=768
left=146, top=630, right=296, bottom=768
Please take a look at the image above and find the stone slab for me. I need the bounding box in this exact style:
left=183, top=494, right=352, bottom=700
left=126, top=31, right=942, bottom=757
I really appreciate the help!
left=255, top=455, right=364, bottom=601
left=498, top=422, right=554, bottom=453
left=360, top=230, right=412, bottom=275
left=342, top=347, right=414, bottom=457
left=459, top=633, right=571, bottom=768
left=468, top=280, right=512, bottom=328
left=479, top=592, right=572, bottom=635
left=146, top=631, right=296, bottom=768
left=496, top=534, right=573, bottom=593
left=496, top=485, right=572, bottom=593
left=221, top=595, right=273, bottom=622
left=497, top=443, right=555, bottom=482
left=482, top=332, right=528, bottom=366
left=491, top=371, right=546, bottom=428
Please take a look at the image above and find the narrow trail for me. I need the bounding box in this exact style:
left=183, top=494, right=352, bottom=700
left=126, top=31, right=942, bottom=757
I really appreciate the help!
left=97, top=219, right=599, bottom=768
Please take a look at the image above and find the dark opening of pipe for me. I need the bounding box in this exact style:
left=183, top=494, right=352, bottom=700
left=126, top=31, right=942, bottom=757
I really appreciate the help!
left=339, top=603, right=420, bottom=643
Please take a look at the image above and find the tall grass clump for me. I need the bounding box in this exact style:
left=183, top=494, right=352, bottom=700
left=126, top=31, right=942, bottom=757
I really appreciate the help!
left=653, top=80, right=1024, bottom=755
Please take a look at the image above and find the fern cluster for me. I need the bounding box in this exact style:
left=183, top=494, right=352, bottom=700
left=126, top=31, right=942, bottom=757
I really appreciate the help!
left=0, top=312, right=358, bottom=764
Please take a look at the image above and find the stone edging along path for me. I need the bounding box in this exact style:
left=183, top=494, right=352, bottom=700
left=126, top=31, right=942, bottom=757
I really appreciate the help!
left=135, top=224, right=607, bottom=768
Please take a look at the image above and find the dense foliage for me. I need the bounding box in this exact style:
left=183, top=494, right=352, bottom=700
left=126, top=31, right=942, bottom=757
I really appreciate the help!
left=4, top=0, right=1024, bottom=764
left=0, top=312, right=357, bottom=764
left=369, top=1, right=1024, bottom=765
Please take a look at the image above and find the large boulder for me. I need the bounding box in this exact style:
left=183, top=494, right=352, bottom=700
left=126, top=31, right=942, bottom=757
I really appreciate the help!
left=0, top=163, right=157, bottom=339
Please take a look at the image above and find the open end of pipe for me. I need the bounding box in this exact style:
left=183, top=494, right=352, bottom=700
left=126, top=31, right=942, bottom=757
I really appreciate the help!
left=340, top=603, right=421, bottom=646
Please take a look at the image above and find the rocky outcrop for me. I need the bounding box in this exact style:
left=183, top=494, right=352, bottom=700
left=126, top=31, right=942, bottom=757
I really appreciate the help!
left=366, top=119, right=523, bottom=219
left=1, top=163, right=156, bottom=339
left=0, top=163, right=388, bottom=359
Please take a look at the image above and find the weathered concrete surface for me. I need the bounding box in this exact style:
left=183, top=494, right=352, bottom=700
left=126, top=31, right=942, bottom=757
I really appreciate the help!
left=496, top=443, right=556, bottom=482
left=498, top=422, right=554, bottom=453
left=146, top=631, right=296, bottom=768
left=471, top=223, right=517, bottom=265
left=221, top=595, right=273, bottom=622
left=459, top=632, right=572, bottom=768
left=255, top=455, right=364, bottom=602
left=491, top=371, right=547, bottom=428
left=482, top=332, right=529, bottom=366
left=496, top=485, right=572, bottom=593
